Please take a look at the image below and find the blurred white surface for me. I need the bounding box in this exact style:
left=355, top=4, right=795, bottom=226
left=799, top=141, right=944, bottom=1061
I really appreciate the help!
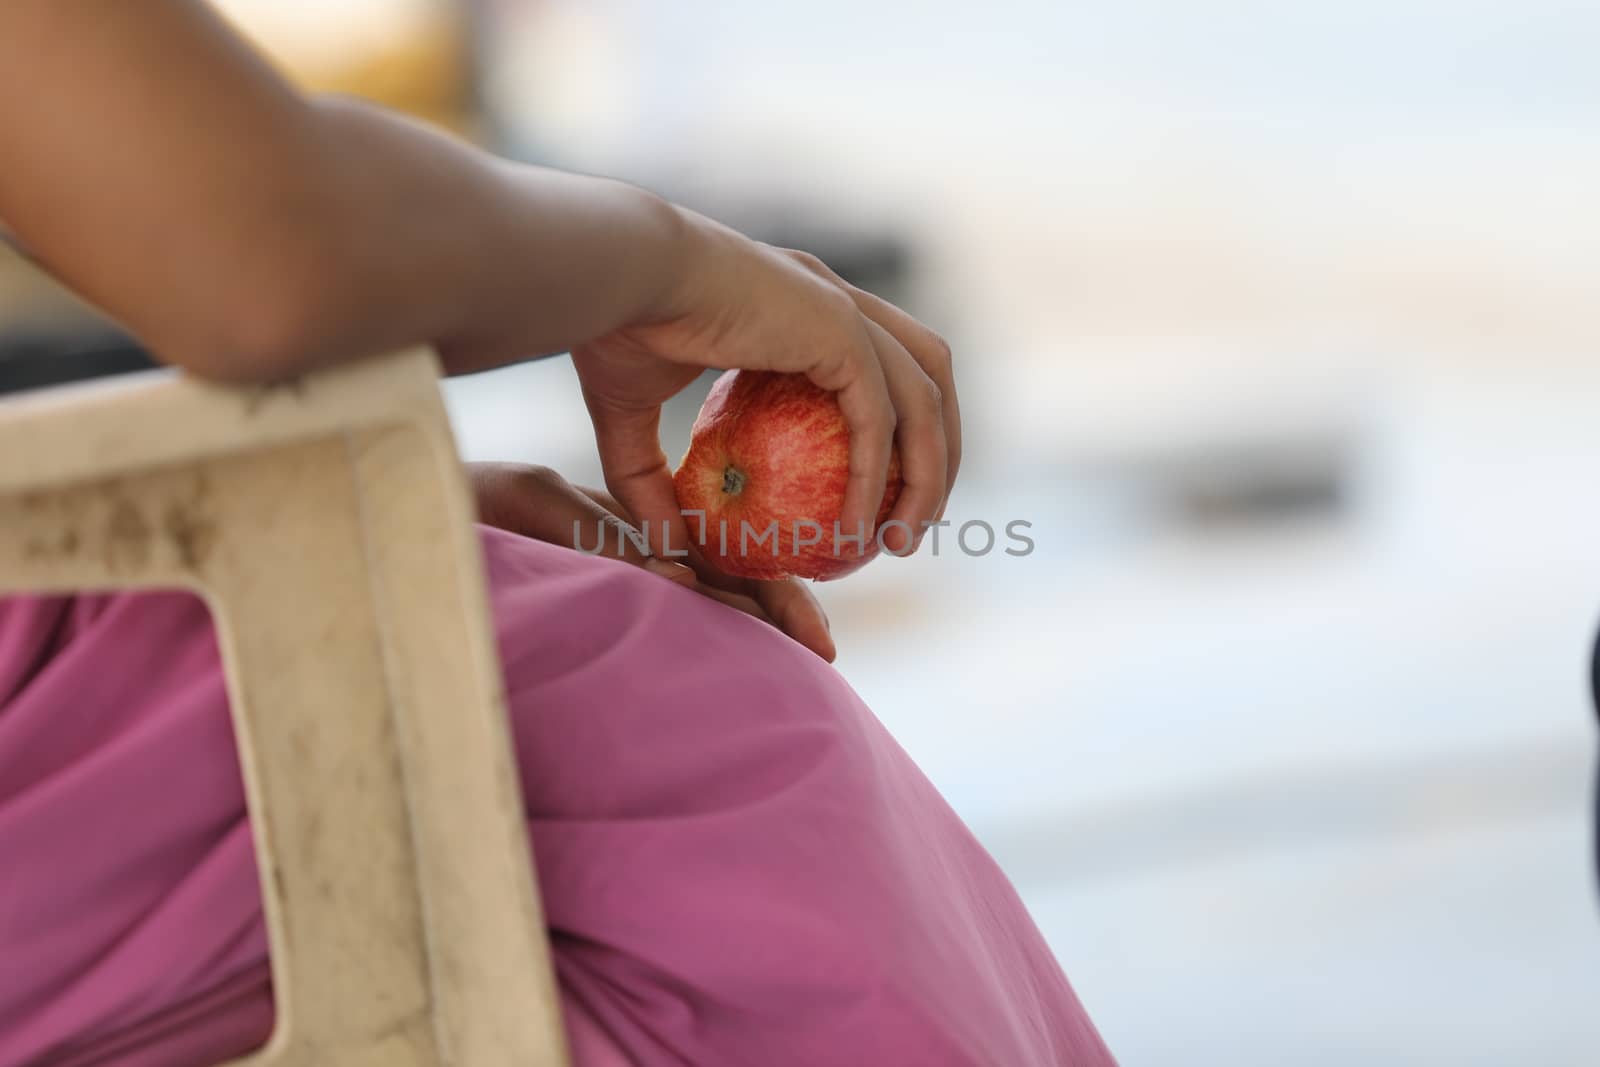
left=449, top=1, right=1600, bottom=1061
left=447, top=356, right=1600, bottom=1065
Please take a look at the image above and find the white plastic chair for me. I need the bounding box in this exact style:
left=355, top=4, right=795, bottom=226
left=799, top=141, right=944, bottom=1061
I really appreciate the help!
left=0, top=348, right=569, bottom=1066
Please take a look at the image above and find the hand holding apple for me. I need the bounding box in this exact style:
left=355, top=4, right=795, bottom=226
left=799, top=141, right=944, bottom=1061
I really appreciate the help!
left=572, top=216, right=959, bottom=646
left=573, top=216, right=959, bottom=556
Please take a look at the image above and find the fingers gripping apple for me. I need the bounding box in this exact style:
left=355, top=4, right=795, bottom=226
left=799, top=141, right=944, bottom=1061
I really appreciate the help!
left=673, top=370, right=903, bottom=581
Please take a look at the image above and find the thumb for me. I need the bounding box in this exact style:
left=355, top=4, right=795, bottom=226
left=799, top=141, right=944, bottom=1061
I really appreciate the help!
left=585, top=398, right=694, bottom=560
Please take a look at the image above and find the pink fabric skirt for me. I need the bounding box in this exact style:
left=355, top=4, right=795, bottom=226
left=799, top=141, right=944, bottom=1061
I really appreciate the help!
left=0, top=526, right=1113, bottom=1066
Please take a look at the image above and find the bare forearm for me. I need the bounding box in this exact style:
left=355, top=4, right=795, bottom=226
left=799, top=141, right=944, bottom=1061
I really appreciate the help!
left=266, top=97, right=687, bottom=378
left=0, top=0, right=683, bottom=381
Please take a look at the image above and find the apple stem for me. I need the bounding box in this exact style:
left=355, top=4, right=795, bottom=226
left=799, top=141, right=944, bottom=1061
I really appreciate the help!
left=722, top=466, right=746, bottom=495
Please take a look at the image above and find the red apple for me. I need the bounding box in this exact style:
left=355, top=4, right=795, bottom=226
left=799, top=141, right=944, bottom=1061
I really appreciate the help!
left=673, top=370, right=903, bottom=581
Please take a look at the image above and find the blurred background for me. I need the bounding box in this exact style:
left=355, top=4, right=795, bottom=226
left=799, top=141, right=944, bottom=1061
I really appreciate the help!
left=5, top=1, right=1599, bottom=1061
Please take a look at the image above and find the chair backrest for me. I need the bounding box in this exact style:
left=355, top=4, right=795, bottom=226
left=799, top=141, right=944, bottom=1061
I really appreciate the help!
left=0, top=349, right=569, bottom=1066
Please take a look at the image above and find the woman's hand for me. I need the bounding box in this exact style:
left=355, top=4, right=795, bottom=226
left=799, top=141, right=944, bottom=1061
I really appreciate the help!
left=572, top=209, right=961, bottom=573
left=469, top=462, right=836, bottom=662
left=0, top=0, right=953, bottom=629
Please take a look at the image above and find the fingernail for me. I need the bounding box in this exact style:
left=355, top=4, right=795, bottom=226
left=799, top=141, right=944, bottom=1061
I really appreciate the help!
left=644, top=558, right=695, bottom=583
